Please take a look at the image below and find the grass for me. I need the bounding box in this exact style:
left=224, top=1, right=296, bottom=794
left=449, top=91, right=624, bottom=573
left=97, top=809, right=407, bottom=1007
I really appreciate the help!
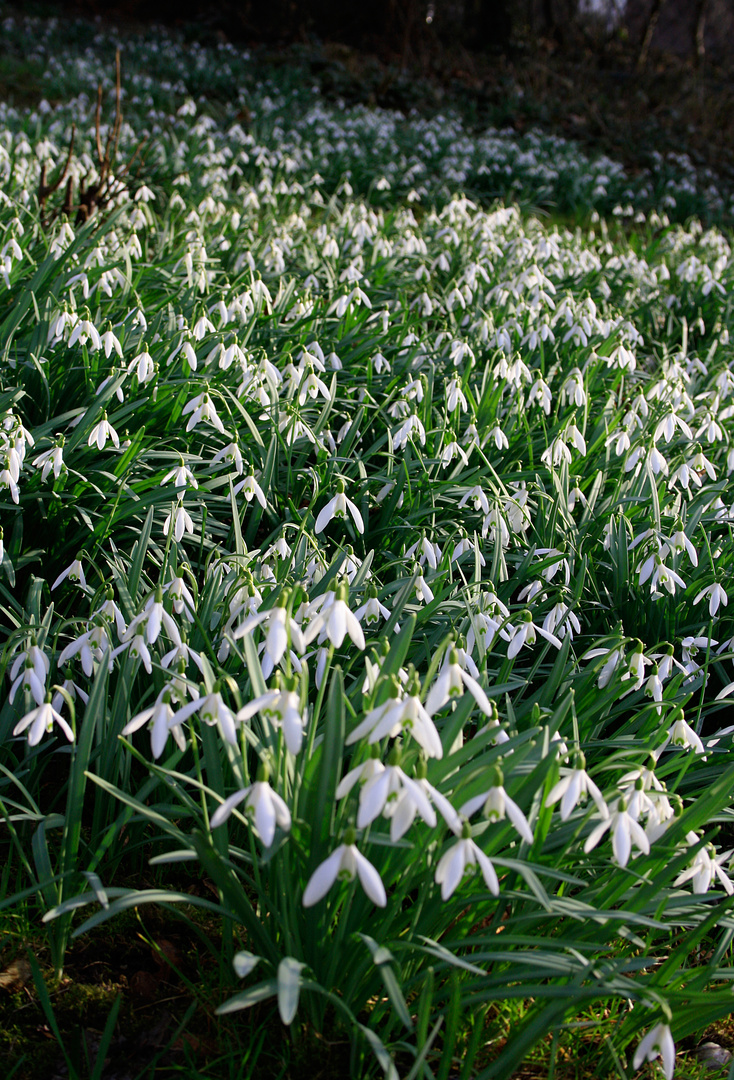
left=1, top=4, right=734, bottom=1080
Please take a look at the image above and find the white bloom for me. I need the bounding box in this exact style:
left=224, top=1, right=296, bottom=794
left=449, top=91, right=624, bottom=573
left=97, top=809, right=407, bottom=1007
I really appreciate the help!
left=584, top=799, right=650, bottom=867
left=234, top=598, right=306, bottom=668
left=88, top=413, right=120, bottom=450
left=51, top=557, right=86, bottom=591
left=506, top=612, right=562, bottom=660
left=545, top=759, right=608, bottom=821
left=303, top=587, right=365, bottom=651
left=237, top=682, right=306, bottom=755
left=460, top=770, right=534, bottom=844
left=176, top=689, right=239, bottom=747
left=694, top=582, right=728, bottom=618
left=357, top=762, right=436, bottom=839
left=13, top=698, right=74, bottom=746
left=347, top=684, right=443, bottom=758
left=315, top=487, right=363, bottom=534
left=122, top=688, right=189, bottom=759
left=435, top=829, right=499, bottom=900
left=674, top=837, right=734, bottom=895
left=163, top=499, right=194, bottom=543
left=302, top=837, right=386, bottom=907
left=210, top=779, right=291, bottom=846
left=233, top=472, right=267, bottom=507
left=425, top=648, right=492, bottom=716
left=632, top=1023, right=675, bottom=1080
left=33, top=442, right=65, bottom=481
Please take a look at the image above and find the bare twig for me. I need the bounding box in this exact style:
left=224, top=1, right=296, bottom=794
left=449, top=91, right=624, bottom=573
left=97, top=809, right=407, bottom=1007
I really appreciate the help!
left=637, top=0, right=667, bottom=71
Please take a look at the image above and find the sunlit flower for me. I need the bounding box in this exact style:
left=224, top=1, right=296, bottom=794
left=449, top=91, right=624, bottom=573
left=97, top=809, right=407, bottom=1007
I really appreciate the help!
left=303, top=830, right=386, bottom=907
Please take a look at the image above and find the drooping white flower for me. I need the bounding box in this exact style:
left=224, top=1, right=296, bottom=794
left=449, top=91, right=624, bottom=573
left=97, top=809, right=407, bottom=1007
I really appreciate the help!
left=13, top=696, right=74, bottom=746
left=211, top=774, right=291, bottom=846
left=583, top=798, right=650, bottom=867
left=506, top=611, right=562, bottom=660
left=51, top=557, right=87, bottom=591
left=163, top=498, right=195, bottom=543
left=435, top=822, right=499, bottom=900
left=88, top=412, right=120, bottom=450
left=459, top=767, right=534, bottom=843
left=233, top=592, right=305, bottom=669
left=674, top=835, right=734, bottom=895
left=425, top=647, right=493, bottom=716
left=302, top=831, right=386, bottom=908
left=545, top=755, right=609, bottom=821
left=233, top=472, right=267, bottom=507
left=122, top=687, right=192, bottom=759
left=237, top=676, right=307, bottom=755
left=632, top=1023, right=675, bottom=1080
left=694, top=582, right=728, bottom=618
left=347, top=677, right=443, bottom=758
left=303, top=583, right=365, bottom=651
left=315, top=482, right=363, bottom=534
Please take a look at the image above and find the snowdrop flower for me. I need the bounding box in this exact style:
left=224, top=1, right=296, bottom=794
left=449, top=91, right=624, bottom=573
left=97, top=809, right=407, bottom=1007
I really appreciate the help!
left=315, top=480, right=363, bottom=534
left=459, top=767, right=534, bottom=843
left=440, top=437, right=469, bottom=468
left=182, top=390, right=226, bottom=434
left=393, top=413, right=425, bottom=450
left=674, top=836, right=734, bottom=895
left=33, top=439, right=65, bottom=481
left=584, top=643, right=625, bottom=688
left=161, top=459, right=198, bottom=490
left=303, top=583, right=365, bottom=651
left=57, top=623, right=113, bottom=678
left=100, top=327, right=123, bottom=359
left=545, top=755, right=609, bottom=821
left=211, top=771, right=291, bottom=847
left=123, top=687, right=192, bottom=759
left=406, top=535, right=441, bottom=570
left=336, top=750, right=386, bottom=801
left=302, top=828, right=386, bottom=907
left=211, top=440, right=244, bottom=475
left=161, top=635, right=204, bottom=674
left=542, top=603, right=581, bottom=641
left=356, top=749, right=436, bottom=839
left=458, top=485, right=490, bottom=514
left=233, top=472, right=267, bottom=507
left=353, top=587, right=392, bottom=628
left=13, top=696, right=74, bottom=746
left=164, top=568, right=196, bottom=620
left=129, top=346, right=155, bottom=384
left=668, top=524, right=698, bottom=566
left=163, top=498, right=195, bottom=543
left=347, top=675, right=443, bottom=758
left=126, top=586, right=182, bottom=648
left=425, top=647, right=493, bottom=716
left=435, top=821, right=499, bottom=900
left=506, top=611, right=562, bottom=660
left=237, top=675, right=307, bottom=755
left=584, top=798, right=650, bottom=867
left=664, top=711, right=704, bottom=755
left=176, top=685, right=239, bottom=746
left=88, top=412, right=120, bottom=450
left=620, top=640, right=651, bottom=692
left=694, top=582, right=728, bottom=618
left=632, top=1023, right=675, bottom=1080
left=51, top=557, right=87, bottom=591
left=644, top=665, right=664, bottom=712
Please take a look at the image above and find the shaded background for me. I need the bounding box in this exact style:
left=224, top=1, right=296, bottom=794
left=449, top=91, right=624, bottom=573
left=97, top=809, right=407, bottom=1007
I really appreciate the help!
left=25, top=0, right=734, bottom=65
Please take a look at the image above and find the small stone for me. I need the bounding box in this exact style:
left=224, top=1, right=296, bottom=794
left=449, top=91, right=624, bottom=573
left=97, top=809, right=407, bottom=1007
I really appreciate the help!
left=694, top=1042, right=733, bottom=1070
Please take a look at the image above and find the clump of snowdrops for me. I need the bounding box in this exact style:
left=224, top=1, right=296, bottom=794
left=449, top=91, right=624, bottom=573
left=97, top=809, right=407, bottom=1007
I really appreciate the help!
left=2, top=10, right=734, bottom=1079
